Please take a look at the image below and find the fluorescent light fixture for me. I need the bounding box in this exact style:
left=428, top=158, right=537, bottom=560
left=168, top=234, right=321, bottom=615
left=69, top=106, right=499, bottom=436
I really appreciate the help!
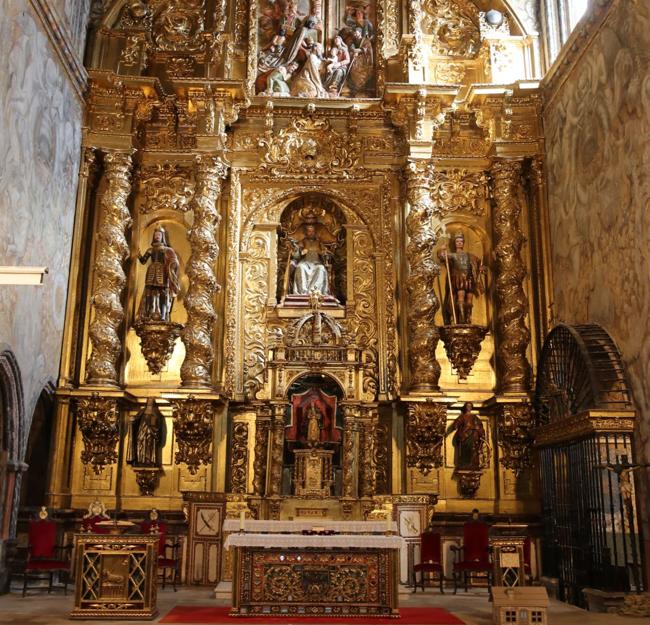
left=0, top=266, right=48, bottom=285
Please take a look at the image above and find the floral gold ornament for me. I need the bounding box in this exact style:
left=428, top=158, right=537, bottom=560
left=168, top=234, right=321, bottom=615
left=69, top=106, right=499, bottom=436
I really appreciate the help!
left=171, top=395, right=214, bottom=475
left=230, top=421, right=249, bottom=493
left=406, top=402, right=446, bottom=475
left=77, top=394, right=120, bottom=474
left=439, top=324, right=488, bottom=379
left=456, top=469, right=482, bottom=498
left=86, top=151, right=134, bottom=385
left=497, top=402, right=534, bottom=475
left=133, top=467, right=162, bottom=496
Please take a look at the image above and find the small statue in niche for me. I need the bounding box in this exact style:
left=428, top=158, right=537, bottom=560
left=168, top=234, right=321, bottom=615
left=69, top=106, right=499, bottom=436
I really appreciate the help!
left=127, top=398, right=165, bottom=467
left=304, top=401, right=323, bottom=446
left=446, top=402, right=486, bottom=470
left=289, top=222, right=334, bottom=297
left=137, top=225, right=180, bottom=322
left=438, top=230, right=485, bottom=325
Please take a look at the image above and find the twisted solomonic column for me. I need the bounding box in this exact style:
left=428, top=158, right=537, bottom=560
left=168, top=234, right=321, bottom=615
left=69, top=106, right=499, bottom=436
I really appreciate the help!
left=405, top=160, right=441, bottom=392
left=491, top=159, right=532, bottom=392
left=86, top=151, right=134, bottom=385
left=181, top=155, right=228, bottom=387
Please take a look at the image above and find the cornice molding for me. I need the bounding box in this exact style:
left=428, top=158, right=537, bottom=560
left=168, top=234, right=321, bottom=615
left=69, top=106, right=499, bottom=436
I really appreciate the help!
left=541, top=0, right=615, bottom=109
left=28, top=0, right=88, bottom=100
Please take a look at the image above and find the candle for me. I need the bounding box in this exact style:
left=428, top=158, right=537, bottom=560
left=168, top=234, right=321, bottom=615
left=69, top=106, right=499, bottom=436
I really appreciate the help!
left=386, top=513, right=392, bottom=532
left=240, top=510, right=245, bottom=531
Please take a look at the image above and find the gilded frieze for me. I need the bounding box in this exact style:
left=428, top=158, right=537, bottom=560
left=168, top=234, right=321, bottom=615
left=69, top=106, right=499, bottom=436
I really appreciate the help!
left=138, top=163, right=194, bottom=214
left=430, top=168, right=487, bottom=216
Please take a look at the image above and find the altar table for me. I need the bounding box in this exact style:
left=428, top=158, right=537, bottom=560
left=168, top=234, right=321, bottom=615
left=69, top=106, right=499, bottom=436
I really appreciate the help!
left=225, top=531, right=403, bottom=618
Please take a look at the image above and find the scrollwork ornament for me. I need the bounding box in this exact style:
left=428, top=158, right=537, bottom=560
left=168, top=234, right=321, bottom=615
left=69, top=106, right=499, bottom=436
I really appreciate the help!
left=171, top=395, right=214, bottom=475
left=406, top=403, right=446, bottom=475
left=430, top=169, right=487, bottom=215
left=405, top=160, right=442, bottom=391
left=181, top=156, right=228, bottom=387
left=86, top=151, right=134, bottom=385
left=491, top=160, right=531, bottom=392
left=253, top=416, right=271, bottom=496
left=77, top=394, right=120, bottom=474
left=498, top=403, right=534, bottom=475
left=231, top=421, right=249, bottom=493
left=133, top=320, right=183, bottom=375
left=139, top=163, right=194, bottom=214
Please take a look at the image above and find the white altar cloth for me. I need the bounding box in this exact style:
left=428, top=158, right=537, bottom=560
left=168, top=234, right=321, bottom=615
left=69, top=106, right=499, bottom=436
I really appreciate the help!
left=222, top=519, right=398, bottom=533
left=224, top=532, right=405, bottom=550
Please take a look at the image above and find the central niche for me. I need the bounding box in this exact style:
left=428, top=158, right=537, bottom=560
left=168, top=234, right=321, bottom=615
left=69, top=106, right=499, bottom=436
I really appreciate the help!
left=277, top=194, right=347, bottom=305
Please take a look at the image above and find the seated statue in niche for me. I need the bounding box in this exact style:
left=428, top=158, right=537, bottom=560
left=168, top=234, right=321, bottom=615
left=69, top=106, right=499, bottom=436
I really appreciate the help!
left=290, top=222, right=332, bottom=295
left=137, top=225, right=180, bottom=322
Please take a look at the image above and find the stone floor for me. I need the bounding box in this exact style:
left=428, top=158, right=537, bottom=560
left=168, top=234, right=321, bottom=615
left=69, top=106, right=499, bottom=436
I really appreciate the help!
left=0, top=586, right=649, bottom=625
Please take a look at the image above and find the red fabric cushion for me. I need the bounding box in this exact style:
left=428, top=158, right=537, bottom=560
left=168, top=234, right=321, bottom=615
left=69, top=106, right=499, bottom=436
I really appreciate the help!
left=82, top=515, right=110, bottom=534
left=462, top=521, right=489, bottom=563
left=420, top=531, right=442, bottom=566
left=414, top=562, right=442, bottom=572
left=26, top=560, right=68, bottom=571
left=28, top=520, right=57, bottom=559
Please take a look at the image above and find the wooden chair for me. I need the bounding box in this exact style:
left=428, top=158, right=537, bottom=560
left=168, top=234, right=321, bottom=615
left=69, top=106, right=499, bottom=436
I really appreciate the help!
left=141, top=515, right=180, bottom=591
left=23, top=511, right=71, bottom=597
left=451, top=520, right=492, bottom=594
left=412, top=530, right=444, bottom=593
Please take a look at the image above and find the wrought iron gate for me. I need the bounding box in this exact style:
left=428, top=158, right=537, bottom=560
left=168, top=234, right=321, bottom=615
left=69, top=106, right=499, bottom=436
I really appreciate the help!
left=534, top=324, right=643, bottom=605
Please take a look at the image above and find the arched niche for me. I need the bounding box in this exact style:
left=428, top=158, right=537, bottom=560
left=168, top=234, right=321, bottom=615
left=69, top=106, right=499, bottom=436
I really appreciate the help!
left=282, top=372, right=345, bottom=496
left=277, top=194, right=347, bottom=305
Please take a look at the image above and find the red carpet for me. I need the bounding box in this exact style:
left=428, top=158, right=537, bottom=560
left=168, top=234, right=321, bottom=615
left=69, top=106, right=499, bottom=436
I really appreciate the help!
left=160, top=606, right=464, bottom=624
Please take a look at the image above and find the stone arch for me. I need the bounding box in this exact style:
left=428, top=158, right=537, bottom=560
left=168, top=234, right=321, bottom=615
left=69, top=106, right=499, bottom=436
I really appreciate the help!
left=21, top=381, right=56, bottom=509
left=0, top=348, right=26, bottom=542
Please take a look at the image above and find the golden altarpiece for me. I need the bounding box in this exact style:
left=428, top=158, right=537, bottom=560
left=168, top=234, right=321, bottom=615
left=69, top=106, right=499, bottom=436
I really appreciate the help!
left=48, top=0, right=550, bottom=586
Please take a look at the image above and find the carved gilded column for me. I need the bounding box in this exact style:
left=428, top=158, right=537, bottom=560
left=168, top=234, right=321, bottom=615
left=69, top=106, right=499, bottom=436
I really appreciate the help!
left=359, top=413, right=377, bottom=498
left=342, top=405, right=360, bottom=498
left=86, top=150, right=134, bottom=385
left=405, top=160, right=441, bottom=392
left=406, top=0, right=424, bottom=76
left=253, top=407, right=271, bottom=496
left=491, top=159, right=532, bottom=392
left=267, top=405, right=285, bottom=497
left=181, top=156, right=228, bottom=387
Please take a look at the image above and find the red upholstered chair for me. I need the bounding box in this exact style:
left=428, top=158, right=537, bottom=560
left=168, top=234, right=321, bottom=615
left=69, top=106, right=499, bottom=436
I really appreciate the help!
left=412, top=530, right=444, bottom=593
left=141, top=517, right=180, bottom=591
left=451, top=520, right=492, bottom=594
left=23, top=513, right=71, bottom=597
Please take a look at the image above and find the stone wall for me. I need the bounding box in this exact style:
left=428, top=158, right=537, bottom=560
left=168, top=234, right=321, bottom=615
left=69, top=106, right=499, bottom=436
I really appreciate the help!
left=544, top=0, right=650, bottom=521
left=0, top=0, right=89, bottom=432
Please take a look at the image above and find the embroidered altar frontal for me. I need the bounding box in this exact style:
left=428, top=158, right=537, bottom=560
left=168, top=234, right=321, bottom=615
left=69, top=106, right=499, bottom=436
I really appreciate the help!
left=232, top=547, right=399, bottom=618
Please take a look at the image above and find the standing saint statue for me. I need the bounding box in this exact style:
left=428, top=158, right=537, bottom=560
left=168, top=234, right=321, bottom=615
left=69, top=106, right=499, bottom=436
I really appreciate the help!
left=447, top=402, right=486, bottom=470
left=438, top=230, right=485, bottom=324
left=127, top=398, right=165, bottom=467
left=305, top=401, right=323, bottom=446
left=137, top=225, right=180, bottom=322
left=290, top=223, right=333, bottom=296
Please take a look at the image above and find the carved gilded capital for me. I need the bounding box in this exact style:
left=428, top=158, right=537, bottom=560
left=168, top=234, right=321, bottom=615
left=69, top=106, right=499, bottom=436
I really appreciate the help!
left=405, top=160, right=441, bottom=392
left=406, top=402, right=446, bottom=475
left=77, top=394, right=120, bottom=474
left=491, top=159, right=531, bottom=392
left=181, top=156, right=229, bottom=387
left=171, top=395, right=214, bottom=475
left=86, top=150, right=134, bottom=385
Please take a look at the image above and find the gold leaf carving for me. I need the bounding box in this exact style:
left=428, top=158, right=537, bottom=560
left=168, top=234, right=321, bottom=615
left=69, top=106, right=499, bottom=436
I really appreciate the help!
left=87, top=151, right=133, bottom=385
left=406, top=403, right=446, bottom=475
left=430, top=168, right=487, bottom=216
left=139, top=163, right=194, bottom=213
left=77, top=394, right=120, bottom=474
left=421, top=0, right=480, bottom=57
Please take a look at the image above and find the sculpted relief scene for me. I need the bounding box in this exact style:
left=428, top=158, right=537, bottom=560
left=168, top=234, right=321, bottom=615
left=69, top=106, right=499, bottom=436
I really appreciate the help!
left=49, top=0, right=549, bottom=529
